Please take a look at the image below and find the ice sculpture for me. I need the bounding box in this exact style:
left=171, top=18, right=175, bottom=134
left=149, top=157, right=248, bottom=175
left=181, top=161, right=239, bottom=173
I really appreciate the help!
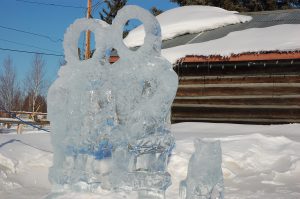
left=180, top=139, right=224, bottom=199
left=47, top=5, right=178, bottom=198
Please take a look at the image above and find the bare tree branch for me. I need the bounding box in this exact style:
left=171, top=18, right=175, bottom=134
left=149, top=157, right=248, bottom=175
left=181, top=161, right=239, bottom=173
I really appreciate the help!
left=0, top=56, right=18, bottom=111
left=24, top=54, right=47, bottom=113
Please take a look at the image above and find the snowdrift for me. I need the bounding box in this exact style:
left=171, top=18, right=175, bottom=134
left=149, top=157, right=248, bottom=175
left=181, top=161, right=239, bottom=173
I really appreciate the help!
left=1, top=123, right=300, bottom=198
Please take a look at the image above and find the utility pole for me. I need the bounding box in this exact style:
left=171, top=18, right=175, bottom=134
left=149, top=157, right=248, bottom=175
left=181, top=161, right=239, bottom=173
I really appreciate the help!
left=85, top=0, right=92, bottom=60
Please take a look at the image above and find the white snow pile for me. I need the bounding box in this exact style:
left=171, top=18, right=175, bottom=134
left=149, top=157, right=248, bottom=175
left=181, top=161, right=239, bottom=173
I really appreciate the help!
left=124, top=6, right=252, bottom=48
left=162, top=24, right=300, bottom=63
left=1, top=123, right=300, bottom=198
left=0, top=132, right=52, bottom=199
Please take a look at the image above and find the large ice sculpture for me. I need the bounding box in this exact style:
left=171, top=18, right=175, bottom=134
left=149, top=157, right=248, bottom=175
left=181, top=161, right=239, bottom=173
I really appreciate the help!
left=47, top=5, right=178, bottom=198
left=180, top=139, right=224, bottom=199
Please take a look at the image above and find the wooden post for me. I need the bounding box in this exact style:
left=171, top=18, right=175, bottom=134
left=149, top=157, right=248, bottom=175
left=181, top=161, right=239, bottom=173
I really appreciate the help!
left=85, top=0, right=92, bottom=60
left=17, top=124, right=24, bottom=134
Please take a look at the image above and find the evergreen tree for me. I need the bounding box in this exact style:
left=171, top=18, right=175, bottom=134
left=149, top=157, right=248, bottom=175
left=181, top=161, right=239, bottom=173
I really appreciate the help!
left=170, top=0, right=293, bottom=11
left=265, top=0, right=278, bottom=10
left=99, top=0, right=127, bottom=24
left=171, top=0, right=188, bottom=6
left=150, top=6, right=164, bottom=16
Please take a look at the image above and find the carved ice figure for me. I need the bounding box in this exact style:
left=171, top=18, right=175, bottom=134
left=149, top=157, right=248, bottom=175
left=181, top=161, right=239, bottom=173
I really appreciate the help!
left=48, top=18, right=114, bottom=188
left=108, top=6, right=178, bottom=198
left=47, top=5, right=178, bottom=198
left=180, top=139, right=224, bottom=199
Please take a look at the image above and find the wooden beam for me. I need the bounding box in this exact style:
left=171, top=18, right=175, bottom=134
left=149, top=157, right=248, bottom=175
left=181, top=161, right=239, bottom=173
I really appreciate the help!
left=8, top=111, right=47, bottom=115
left=175, top=94, right=300, bottom=99
left=179, top=75, right=300, bottom=85
left=177, top=86, right=300, bottom=96
left=179, top=51, right=300, bottom=63
left=172, top=107, right=300, bottom=120
left=179, top=83, right=300, bottom=88
left=109, top=52, right=300, bottom=64
left=173, top=96, right=300, bottom=106
left=172, top=103, right=300, bottom=109
left=172, top=117, right=300, bottom=124
left=0, top=118, right=49, bottom=125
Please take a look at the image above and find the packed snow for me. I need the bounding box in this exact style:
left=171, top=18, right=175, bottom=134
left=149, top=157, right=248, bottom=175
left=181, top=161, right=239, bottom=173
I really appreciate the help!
left=1, top=122, right=300, bottom=198
left=124, top=6, right=252, bottom=48
left=162, top=24, right=300, bottom=63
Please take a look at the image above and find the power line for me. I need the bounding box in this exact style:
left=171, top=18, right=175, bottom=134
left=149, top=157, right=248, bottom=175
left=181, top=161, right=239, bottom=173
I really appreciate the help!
left=16, top=0, right=86, bottom=9
left=0, top=25, right=62, bottom=43
left=84, top=0, right=105, bottom=18
left=92, top=1, right=105, bottom=13
left=4, top=1, right=105, bottom=44
left=0, top=47, right=63, bottom=57
left=0, top=38, right=61, bottom=54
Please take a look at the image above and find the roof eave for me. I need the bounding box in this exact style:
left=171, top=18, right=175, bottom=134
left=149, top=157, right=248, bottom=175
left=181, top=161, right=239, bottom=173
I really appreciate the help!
left=177, top=50, right=300, bottom=63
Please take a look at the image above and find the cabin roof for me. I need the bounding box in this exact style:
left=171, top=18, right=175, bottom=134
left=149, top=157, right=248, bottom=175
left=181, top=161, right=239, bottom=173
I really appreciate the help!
left=111, top=9, right=300, bottom=63
left=161, top=9, right=300, bottom=49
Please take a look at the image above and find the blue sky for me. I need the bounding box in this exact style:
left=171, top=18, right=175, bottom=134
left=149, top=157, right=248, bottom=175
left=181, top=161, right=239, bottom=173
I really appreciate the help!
left=0, top=0, right=177, bottom=85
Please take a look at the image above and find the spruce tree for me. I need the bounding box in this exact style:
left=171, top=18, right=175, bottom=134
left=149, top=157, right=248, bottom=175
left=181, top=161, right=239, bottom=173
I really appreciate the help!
left=99, top=0, right=127, bottom=24
left=170, top=0, right=290, bottom=11
left=150, top=6, right=164, bottom=16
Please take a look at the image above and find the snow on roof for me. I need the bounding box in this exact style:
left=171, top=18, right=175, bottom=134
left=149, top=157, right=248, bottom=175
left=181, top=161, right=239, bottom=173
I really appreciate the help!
left=124, top=6, right=252, bottom=48
left=162, top=24, right=300, bottom=63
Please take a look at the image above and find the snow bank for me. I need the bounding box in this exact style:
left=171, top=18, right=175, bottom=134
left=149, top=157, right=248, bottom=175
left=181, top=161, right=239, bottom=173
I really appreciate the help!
left=1, top=123, right=300, bottom=198
left=168, top=123, right=300, bottom=198
left=124, top=6, right=252, bottom=47
left=169, top=133, right=300, bottom=198
left=0, top=133, right=52, bottom=199
left=162, top=24, right=300, bottom=63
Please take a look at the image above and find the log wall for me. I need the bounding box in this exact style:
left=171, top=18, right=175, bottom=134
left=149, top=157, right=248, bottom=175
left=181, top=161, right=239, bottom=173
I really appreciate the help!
left=172, top=59, right=300, bottom=124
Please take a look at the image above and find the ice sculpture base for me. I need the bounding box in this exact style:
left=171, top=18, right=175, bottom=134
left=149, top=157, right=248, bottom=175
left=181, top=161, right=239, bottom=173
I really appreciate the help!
left=113, top=171, right=171, bottom=191
left=138, top=190, right=166, bottom=199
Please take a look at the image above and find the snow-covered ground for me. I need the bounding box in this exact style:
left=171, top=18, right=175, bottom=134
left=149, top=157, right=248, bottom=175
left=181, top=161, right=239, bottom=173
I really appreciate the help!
left=1, top=122, right=300, bottom=199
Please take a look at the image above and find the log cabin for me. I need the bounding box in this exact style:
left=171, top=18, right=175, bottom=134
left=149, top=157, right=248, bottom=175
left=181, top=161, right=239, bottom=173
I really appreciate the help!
left=112, top=7, right=300, bottom=124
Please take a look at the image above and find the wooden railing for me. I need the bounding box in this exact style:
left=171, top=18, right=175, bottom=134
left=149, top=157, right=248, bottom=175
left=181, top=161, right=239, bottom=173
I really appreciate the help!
left=0, top=111, right=49, bottom=134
